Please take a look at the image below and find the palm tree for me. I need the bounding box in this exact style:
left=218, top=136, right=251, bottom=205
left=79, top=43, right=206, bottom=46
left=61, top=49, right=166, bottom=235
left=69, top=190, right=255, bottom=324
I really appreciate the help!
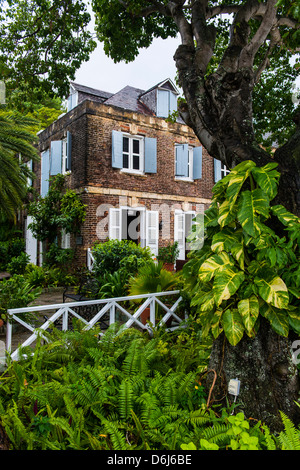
left=0, top=104, right=39, bottom=221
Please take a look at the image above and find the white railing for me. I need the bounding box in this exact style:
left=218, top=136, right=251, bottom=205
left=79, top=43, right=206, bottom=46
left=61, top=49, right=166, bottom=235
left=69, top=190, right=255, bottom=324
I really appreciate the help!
left=5, top=291, right=185, bottom=362
left=87, top=248, right=95, bottom=271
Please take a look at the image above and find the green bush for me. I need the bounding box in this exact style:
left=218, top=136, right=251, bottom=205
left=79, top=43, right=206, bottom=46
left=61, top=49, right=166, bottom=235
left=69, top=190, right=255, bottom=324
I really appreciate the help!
left=0, top=238, right=25, bottom=271
left=0, top=274, right=41, bottom=322
left=7, top=252, right=30, bottom=275
left=92, top=240, right=152, bottom=278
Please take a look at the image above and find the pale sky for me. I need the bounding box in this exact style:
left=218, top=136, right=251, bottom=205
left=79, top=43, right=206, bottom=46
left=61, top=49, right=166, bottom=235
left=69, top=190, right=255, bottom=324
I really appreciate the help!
left=74, top=35, right=181, bottom=94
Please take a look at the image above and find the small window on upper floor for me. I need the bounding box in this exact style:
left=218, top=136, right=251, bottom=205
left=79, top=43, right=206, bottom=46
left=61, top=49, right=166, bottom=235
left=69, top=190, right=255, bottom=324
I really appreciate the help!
left=214, top=159, right=230, bottom=182
left=157, top=89, right=177, bottom=118
left=175, top=144, right=203, bottom=182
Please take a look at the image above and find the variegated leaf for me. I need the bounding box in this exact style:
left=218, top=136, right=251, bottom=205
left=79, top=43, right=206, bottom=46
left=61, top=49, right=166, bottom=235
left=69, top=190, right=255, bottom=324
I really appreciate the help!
left=254, top=275, right=289, bottom=309
left=260, top=303, right=289, bottom=337
left=237, top=295, right=259, bottom=333
left=198, top=251, right=233, bottom=282
left=213, top=269, right=245, bottom=306
left=222, top=309, right=244, bottom=346
left=251, top=163, right=280, bottom=199
left=237, top=189, right=270, bottom=237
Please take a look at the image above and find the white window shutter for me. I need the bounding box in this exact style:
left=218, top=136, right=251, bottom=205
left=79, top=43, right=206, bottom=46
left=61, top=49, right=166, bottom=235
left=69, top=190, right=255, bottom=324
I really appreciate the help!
left=175, top=144, right=189, bottom=177
left=144, top=137, right=157, bottom=173
left=193, top=146, right=202, bottom=180
left=146, top=210, right=159, bottom=256
left=169, top=92, right=177, bottom=114
left=112, top=130, right=123, bottom=168
left=66, top=131, right=72, bottom=171
left=41, top=149, right=50, bottom=196
left=109, top=208, right=121, bottom=240
left=174, top=212, right=185, bottom=260
left=214, top=158, right=222, bottom=182
left=50, top=140, right=62, bottom=175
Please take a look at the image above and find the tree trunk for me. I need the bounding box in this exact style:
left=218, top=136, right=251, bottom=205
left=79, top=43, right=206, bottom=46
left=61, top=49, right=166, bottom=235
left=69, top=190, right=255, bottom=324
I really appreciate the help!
left=205, top=318, right=300, bottom=432
left=174, top=44, right=300, bottom=431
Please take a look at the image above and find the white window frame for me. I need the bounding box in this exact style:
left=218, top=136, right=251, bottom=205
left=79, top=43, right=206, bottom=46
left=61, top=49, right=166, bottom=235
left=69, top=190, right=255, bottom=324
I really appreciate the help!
left=175, top=145, right=194, bottom=182
left=61, top=229, right=71, bottom=249
left=121, top=133, right=144, bottom=175
left=62, top=138, right=68, bottom=175
left=221, top=163, right=230, bottom=178
left=174, top=210, right=196, bottom=260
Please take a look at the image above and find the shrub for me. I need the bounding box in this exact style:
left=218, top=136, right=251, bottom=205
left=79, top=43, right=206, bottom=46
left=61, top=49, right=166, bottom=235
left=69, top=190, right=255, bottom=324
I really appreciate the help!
left=92, top=240, right=152, bottom=278
left=0, top=238, right=25, bottom=271
left=0, top=274, right=41, bottom=323
left=6, top=252, right=30, bottom=275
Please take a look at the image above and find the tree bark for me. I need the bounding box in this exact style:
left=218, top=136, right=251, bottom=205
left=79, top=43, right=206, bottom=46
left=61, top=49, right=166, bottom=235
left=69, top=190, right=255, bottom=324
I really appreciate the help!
left=206, top=318, right=300, bottom=432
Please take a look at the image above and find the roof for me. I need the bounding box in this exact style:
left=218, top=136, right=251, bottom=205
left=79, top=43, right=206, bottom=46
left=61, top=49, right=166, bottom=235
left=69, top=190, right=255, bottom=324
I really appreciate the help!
left=70, top=82, right=113, bottom=100
left=104, top=86, right=154, bottom=115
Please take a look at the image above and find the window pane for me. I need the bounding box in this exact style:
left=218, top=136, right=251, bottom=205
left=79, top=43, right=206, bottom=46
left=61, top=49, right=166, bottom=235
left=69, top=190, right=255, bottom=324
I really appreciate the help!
left=123, top=154, right=129, bottom=168
left=133, top=139, right=140, bottom=154
left=123, top=137, right=129, bottom=153
left=133, top=155, right=140, bottom=170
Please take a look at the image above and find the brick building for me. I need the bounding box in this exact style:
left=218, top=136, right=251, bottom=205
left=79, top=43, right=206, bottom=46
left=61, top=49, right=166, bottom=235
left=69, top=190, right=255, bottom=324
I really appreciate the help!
left=25, top=79, right=227, bottom=269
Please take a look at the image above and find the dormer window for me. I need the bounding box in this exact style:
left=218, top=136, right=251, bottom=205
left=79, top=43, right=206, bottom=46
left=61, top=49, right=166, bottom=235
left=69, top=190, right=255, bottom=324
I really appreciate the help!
left=157, top=88, right=177, bottom=118
left=67, top=85, right=78, bottom=111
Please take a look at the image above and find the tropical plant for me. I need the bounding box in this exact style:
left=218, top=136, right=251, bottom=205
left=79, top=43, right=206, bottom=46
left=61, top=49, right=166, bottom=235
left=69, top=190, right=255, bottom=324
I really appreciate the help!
left=183, top=160, right=300, bottom=346
left=0, top=274, right=41, bottom=323
left=0, top=104, right=39, bottom=220
left=158, top=241, right=179, bottom=264
left=6, top=252, right=30, bottom=275
left=128, top=260, right=181, bottom=296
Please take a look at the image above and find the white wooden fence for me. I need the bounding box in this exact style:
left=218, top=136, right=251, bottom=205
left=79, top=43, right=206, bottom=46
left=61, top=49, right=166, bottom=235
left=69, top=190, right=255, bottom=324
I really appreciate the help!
left=4, top=291, right=184, bottom=363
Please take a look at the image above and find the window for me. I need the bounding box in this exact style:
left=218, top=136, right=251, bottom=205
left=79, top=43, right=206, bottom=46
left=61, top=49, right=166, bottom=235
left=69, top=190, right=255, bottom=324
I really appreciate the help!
left=122, top=135, right=144, bottom=173
left=50, top=131, right=72, bottom=177
left=214, top=158, right=230, bottom=182
left=175, top=144, right=202, bottom=181
left=62, top=138, right=68, bottom=174
left=61, top=229, right=71, bottom=249
left=157, top=89, right=177, bottom=118
left=112, top=131, right=157, bottom=174
left=174, top=211, right=197, bottom=260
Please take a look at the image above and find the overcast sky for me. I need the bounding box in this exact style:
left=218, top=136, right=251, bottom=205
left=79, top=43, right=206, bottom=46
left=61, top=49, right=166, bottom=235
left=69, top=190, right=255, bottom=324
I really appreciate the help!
left=74, top=35, right=181, bottom=94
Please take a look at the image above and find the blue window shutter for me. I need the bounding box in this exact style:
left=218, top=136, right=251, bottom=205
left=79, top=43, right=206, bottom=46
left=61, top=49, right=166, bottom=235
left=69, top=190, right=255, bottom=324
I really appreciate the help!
left=169, top=92, right=177, bottom=114
left=157, top=89, right=169, bottom=117
left=50, top=140, right=62, bottom=175
left=41, top=149, right=50, bottom=196
left=214, top=158, right=222, bottom=182
left=193, top=146, right=202, bottom=180
left=144, top=137, right=157, bottom=173
left=175, top=144, right=188, bottom=177
left=112, top=130, right=123, bottom=168
left=66, top=131, right=72, bottom=171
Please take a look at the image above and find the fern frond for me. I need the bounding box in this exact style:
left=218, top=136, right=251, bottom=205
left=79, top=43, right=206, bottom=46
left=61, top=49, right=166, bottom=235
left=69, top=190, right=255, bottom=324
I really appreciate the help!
left=278, top=411, right=300, bottom=450
left=118, top=378, right=134, bottom=420
left=103, top=420, right=129, bottom=450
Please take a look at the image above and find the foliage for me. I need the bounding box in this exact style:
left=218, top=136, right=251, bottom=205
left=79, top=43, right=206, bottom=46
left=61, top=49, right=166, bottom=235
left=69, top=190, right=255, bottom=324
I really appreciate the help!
left=0, top=274, right=41, bottom=322
left=158, top=242, right=179, bottom=264
left=128, top=260, right=181, bottom=297
left=92, top=239, right=152, bottom=279
left=24, top=264, right=77, bottom=289
left=183, top=160, right=300, bottom=346
left=0, top=0, right=96, bottom=101
left=0, top=104, right=39, bottom=220
left=0, top=322, right=298, bottom=450
left=27, top=174, right=86, bottom=244
left=43, top=243, right=74, bottom=269
left=0, top=238, right=25, bottom=271
left=6, top=252, right=30, bottom=275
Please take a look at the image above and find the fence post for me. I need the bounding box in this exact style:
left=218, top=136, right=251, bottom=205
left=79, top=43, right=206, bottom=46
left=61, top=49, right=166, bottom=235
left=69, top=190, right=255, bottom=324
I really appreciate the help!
left=150, top=296, right=156, bottom=326
left=110, top=302, right=115, bottom=325
left=62, top=308, right=68, bottom=331
left=5, top=316, right=12, bottom=362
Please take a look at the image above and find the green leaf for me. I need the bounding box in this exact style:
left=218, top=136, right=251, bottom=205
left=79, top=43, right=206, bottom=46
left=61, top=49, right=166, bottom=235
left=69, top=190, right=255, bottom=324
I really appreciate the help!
left=271, top=205, right=300, bottom=226
left=251, top=163, right=280, bottom=199
left=218, top=199, right=237, bottom=227
left=198, top=251, right=234, bottom=282
left=288, top=307, right=300, bottom=335
left=222, top=309, right=244, bottom=345
left=226, top=160, right=256, bottom=207
left=237, top=295, right=259, bottom=333
left=237, top=189, right=270, bottom=237
left=260, top=303, right=289, bottom=337
left=211, top=228, right=243, bottom=253
left=213, top=269, right=245, bottom=306
left=254, top=275, right=289, bottom=309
